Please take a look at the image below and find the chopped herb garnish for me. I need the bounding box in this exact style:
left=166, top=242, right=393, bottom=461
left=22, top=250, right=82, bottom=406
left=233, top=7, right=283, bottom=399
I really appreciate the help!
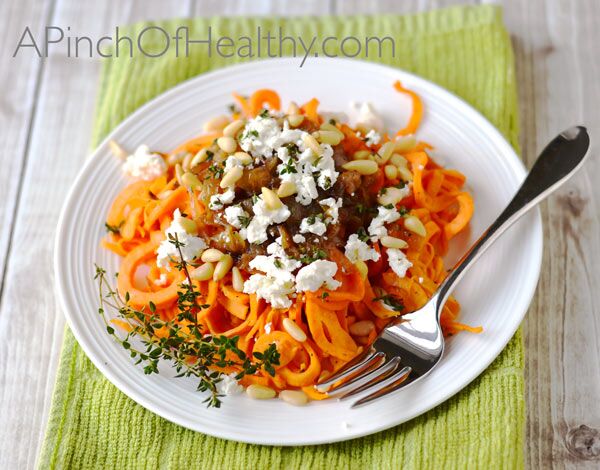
left=356, top=204, right=378, bottom=216
left=207, top=163, right=224, bottom=179
left=329, top=118, right=337, bottom=125
left=306, top=213, right=324, bottom=225
left=383, top=203, right=394, bottom=209
left=104, top=222, right=122, bottom=234
left=251, top=194, right=260, bottom=204
left=238, top=215, right=251, bottom=228
left=398, top=206, right=409, bottom=216
left=373, top=294, right=405, bottom=312
left=321, top=292, right=330, bottom=299
left=283, top=142, right=299, bottom=158
left=298, top=248, right=327, bottom=264
left=279, top=159, right=298, bottom=175
left=273, top=259, right=283, bottom=269
left=259, top=108, right=270, bottom=118
left=357, top=227, right=370, bottom=242
left=228, top=104, right=241, bottom=114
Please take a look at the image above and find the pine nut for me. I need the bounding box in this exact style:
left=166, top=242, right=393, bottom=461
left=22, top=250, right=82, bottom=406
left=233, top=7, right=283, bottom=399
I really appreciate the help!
left=190, top=263, right=214, bottom=281
left=277, top=181, right=297, bottom=198
left=182, top=152, right=194, bottom=171
left=354, top=260, right=369, bottom=279
left=233, top=151, right=253, bottom=165
left=181, top=172, right=202, bottom=190
left=261, top=187, right=284, bottom=210
left=287, top=102, right=300, bottom=115
left=246, top=384, right=276, bottom=400
left=231, top=267, right=244, bottom=292
left=342, top=160, right=378, bottom=175
left=288, top=114, right=304, bottom=128
left=167, top=152, right=185, bottom=166
left=302, top=134, right=323, bottom=157
left=109, top=140, right=128, bottom=159
left=177, top=217, right=198, bottom=235
left=217, top=136, right=237, bottom=154
left=203, top=115, right=230, bottom=133
left=175, top=164, right=184, bottom=186
left=394, top=135, right=417, bottom=153
left=201, top=248, right=225, bottom=263
left=190, top=149, right=209, bottom=168
left=391, top=153, right=408, bottom=168
left=378, top=187, right=407, bottom=206
left=349, top=320, right=375, bottom=336
left=397, top=166, right=414, bottom=182
left=375, top=141, right=395, bottom=165
left=319, top=122, right=341, bottom=134
left=404, top=215, right=427, bottom=237
left=384, top=164, right=398, bottom=180
left=282, top=318, right=307, bottom=342
left=220, top=166, right=243, bottom=188
left=314, top=130, right=343, bottom=145
left=223, top=119, right=246, bottom=138
left=380, top=236, right=408, bottom=249
left=279, top=390, right=308, bottom=406
left=213, top=254, right=233, bottom=281
left=352, top=150, right=371, bottom=161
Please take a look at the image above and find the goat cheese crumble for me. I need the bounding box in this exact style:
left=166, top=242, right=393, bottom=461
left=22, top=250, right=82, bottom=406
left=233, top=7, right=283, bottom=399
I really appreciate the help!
left=208, top=189, right=236, bottom=210
left=350, top=102, right=385, bottom=133
left=299, top=215, right=327, bottom=236
left=243, top=242, right=301, bottom=308
left=292, top=234, right=306, bottom=244
left=319, top=197, right=343, bottom=224
left=156, top=209, right=207, bottom=269
left=295, top=260, right=341, bottom=292
left=365, top=129, right=382, bottom=146
left=223, top=205, right=248, bottom=229
left=216, top=373, right=243, bottom=396
left=122, top=145, right=167, bottom=181
left=387, top=248, right=413, bottom=278
left=240, top=196, right=291, bottom=244
left=344, top=234, right=381, bottom=263
left=242, top=241, right=341, bottom=306
left=368, top=206, right=402, bottom=241
left=239, top=115, right=304, bottom=161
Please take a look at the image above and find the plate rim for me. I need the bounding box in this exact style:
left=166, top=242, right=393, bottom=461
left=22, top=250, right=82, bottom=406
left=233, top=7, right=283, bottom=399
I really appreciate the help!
left=54, top=57, right=543, bottom=446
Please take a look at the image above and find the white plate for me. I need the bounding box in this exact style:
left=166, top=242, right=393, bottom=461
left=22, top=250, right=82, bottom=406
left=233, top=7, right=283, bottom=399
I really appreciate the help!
left=55, top=58, right=542, bottom=446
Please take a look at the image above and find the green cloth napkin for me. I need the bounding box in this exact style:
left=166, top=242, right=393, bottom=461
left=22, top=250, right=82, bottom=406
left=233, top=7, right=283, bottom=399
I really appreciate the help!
left=40, top=5, right=524, bottom=469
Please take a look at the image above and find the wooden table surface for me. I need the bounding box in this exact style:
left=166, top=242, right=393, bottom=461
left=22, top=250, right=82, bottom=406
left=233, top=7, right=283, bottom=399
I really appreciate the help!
left=1, top=0, right=598, bottom=468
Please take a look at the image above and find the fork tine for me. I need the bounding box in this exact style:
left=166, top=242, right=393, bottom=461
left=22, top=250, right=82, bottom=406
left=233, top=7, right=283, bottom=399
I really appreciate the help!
left=329, top=356, right=401, bottom=398
left=314, top=348, right=384, bottom=393
left=350, top=366, right=412, bottom=408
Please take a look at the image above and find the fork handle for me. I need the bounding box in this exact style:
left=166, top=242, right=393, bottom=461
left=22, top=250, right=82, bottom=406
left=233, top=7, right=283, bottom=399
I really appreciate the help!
left=434, top=126, right=590, bottom=314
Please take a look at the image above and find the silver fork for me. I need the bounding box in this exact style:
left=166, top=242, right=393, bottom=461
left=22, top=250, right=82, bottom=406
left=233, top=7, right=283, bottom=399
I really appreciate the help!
left=316, top=126, right=590, bottom=408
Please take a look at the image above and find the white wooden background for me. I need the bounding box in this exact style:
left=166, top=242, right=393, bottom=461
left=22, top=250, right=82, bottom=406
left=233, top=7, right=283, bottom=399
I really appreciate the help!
left=0, top=0, right=598, bottom=468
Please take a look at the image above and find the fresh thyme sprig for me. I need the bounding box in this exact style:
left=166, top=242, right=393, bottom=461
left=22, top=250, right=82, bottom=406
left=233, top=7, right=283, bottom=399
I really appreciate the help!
left=94, top=235, right=280, bottom=408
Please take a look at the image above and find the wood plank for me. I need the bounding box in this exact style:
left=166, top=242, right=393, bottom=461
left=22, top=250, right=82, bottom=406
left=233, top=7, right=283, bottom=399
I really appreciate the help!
left=191, top=0, right=333, bottom=16
left=0, top=2, right=195, bottom=468
left=336, top=0, right=476, bottom=14
left=502, top=0, right=600, bottom=468
left=0, top=1, right=52, bottom=300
